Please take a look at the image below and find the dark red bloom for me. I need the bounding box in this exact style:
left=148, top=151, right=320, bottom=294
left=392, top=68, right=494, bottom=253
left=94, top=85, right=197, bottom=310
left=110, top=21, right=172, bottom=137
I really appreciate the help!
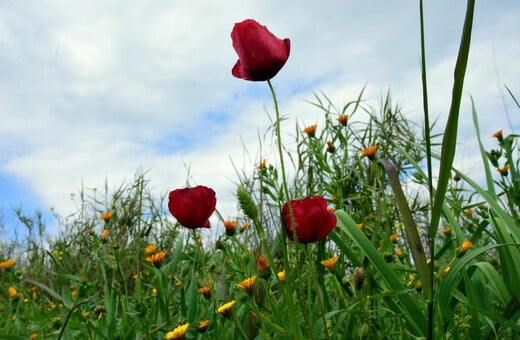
left=281, top=196, right=337, bottom=243
left=168, top=185, right=216, bottom=229
left=231, top=19, right=290, bottom=81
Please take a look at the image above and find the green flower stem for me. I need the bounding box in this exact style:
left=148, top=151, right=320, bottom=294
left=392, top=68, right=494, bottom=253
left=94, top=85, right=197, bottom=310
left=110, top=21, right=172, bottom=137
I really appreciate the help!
left=267, top=79, right=303, bottom=339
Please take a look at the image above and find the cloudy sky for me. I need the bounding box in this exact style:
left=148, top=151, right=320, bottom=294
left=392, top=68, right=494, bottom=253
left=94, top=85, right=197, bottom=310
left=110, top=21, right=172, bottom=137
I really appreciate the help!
left=1, top=1, right=519, bottom=238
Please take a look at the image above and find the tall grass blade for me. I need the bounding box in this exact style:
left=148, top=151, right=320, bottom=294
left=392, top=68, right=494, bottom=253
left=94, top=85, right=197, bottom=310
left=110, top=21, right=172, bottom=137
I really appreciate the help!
left=430, top=0, right=475, bottom=237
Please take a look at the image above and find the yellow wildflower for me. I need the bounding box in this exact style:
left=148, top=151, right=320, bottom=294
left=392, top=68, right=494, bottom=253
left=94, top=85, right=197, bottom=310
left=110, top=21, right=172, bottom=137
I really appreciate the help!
left=442, top=226, right=453, bottom=236
left=217, top=300, right=236, bottom=316
left=277, top=270, right=286, bottom=283
left=460, top=240, right=473, bottom=253
left=389, top=233, right=398, bottom=243
left=8, top=287, right=19, bottom=298
left=320, top=256, right=339, bottom=270
left=144, top=244, right=157, bottom=255
left=101, top=229, right=109, bottom=239
left=164, top=323, right=189, bottom=340
left=258, top=159, right=267, bottom=170
left=237, top=276, right=256, bottom=292
left=395, top=248, right=404, bottom=257
left=0, top=258, right=16, bottom=270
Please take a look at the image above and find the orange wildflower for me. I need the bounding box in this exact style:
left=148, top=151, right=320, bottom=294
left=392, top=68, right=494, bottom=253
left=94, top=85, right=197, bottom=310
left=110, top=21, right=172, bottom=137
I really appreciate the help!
left=389, top=233, right=398, bottom=243
left=303, top=124, right=317, bottom=137
left=395, top=248, right=404, bottom=257
left=145, top=251, right=167, bottom=266
left=99, top=211, right=113, bottom=222
left=320, top=256, right=339, bottom=270
left=257, top=256, right=269, bottom=272
left=101, top=229, right=109, bottom=239
left=197, top=320, right=210, bottom=333
left=326, top=140, right=336, bottom=153
left=223, top=220, right=237, bottom=236
left=336, top=114, right=349, bottom=126
left=197, top=286, right=211, bottom=298
left=492, top=129, right=503, bottom=139
left=360, top=145, right=377, bottom=159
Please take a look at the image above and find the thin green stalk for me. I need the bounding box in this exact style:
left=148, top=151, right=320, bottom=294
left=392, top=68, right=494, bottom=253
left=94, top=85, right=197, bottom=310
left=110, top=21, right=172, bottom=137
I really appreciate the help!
left=418, top=1, right=435, bottom=338
left=267, top=79, right=303, bottom=339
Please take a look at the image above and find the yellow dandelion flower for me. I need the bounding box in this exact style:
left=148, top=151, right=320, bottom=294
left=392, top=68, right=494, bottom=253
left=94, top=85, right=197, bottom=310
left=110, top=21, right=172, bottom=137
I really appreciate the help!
left=217, top=300, right=236, bottom=316
left=460, top=240, right=473, bottom=253
left=0, top=258, right=16, bottom=270
left=395, top=248, right=404, bottom=257
left=356, top=223, right=364, bottom=229
left=464, top=209, right=473, bottom=217
left=99, top=211, right=113, bottom=222
left=336, top=114, right=349, bottom=126
left=145, top=251, right=167, bottom=266
left=30, top=333, right=39, bottom=340
left=101, top=229, right=109, bottom=239
left=236, top=276, right=256, bottom=291
left=303, top=124, right=317, bottom=137
left=277, top=270, right=286, bottom=283
left=164, top=323, right=189, bottom=340
left=360, top=145, right=378, bottom=159
left=144, top=244, right=157, bottom=255
left=320, top=256, right=339, bottom=270
left=389, top=233, right=398, bottom=243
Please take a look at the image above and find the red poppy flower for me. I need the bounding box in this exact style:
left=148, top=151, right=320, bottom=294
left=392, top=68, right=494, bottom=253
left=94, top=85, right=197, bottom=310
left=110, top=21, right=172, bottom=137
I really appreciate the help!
left=168, top=185, right=216, bottom=229
left=231, top=19, right=290, bottom=81
left=281, top=196, right=337, bottom=243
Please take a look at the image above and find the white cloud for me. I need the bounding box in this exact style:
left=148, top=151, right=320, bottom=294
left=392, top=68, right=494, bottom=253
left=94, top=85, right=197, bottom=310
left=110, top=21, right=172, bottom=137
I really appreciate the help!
left=0, top=1, right=519, bottom=236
